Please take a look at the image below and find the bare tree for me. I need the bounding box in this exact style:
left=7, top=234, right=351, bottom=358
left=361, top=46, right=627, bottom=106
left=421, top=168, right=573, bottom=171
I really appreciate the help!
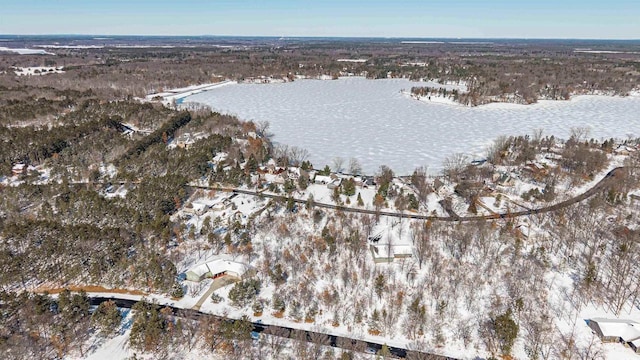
left=332, top=157, right=345, bottom=173
left=288, top=146, right=310, bottom=166
left=486, top=136, right=509, bottom=164
left=442, top=153, right=468, bottom=180
left=411, top=221, right=430, bottom=269
left=256, top=120, right=272, bottom=138
left=406, top=340, right=443, bottom=360
left=348, top=157, right=363, bottom=175
left=264, top=326, right=289, bottom=357
left=180, top=312, right=201, bottom=351
left=532, top=128, right=544, bottom=146
left=201, top=316, right=223, bottom=352
left=411, top=166, right=430, bottom=203
left=522, top=314, right=554, bottom=360
left=569, top=126, right=590, bottom=142
left=309, top=331, right=331, bottom=359
left=273, top=144, right=290, bottom=166
left=292, top=329, right=310, bottom=359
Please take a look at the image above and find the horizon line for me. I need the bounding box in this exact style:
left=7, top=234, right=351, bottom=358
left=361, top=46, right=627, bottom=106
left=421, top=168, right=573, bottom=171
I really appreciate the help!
left=1, top=34, right=639, bottom=41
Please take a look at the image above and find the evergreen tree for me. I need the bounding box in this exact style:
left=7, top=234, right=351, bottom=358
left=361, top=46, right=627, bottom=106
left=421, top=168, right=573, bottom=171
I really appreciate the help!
left=284, top=179, right=296, bottom=194
left=332, top=186, right=341, bottom=204
left=407, top=193, right=419, bottom=210
left=229, top=278, right=262, bottom=307
left=492, top=308, right=519, bottom=355
left=300, top=160, right=312, bottom=171
left=342, top=178, right=356, bottom=196
left=171, top=282, right=185, bottom=298
left=377, top=343, right=391, bottom=358
left=368, top=309, right=380, bottom=333
left=286, top=196, right=295, bottom=212
left=374, top=274, right=385, bottom=298
left=91, top=300, right=122, bottom=336
left=297, top=173, right=309, bottom=190
left=246, top=154, right=258, bottom=173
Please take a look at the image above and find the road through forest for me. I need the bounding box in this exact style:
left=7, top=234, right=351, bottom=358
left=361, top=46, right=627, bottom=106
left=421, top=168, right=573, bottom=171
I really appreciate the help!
left=193, top=167, right=626, bottom=222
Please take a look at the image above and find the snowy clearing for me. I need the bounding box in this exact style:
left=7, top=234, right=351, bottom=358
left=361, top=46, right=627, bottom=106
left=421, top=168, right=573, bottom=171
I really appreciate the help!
left=337, top=59, right=368, bottom=63
left=0, top=46, right=55, bottom=55
left=13, top=66, right=65, bottom=76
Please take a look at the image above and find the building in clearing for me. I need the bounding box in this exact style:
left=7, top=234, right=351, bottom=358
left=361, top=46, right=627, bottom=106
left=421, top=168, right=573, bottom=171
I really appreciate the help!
left=184, top=196, right=232, bottom=216
left=632, top=338, right=640, bottom=354
left=12, top=163, right=26, bottom=176
left=370, top=245, right=394, bottom=263
left=588, top=318, right=640, bottom=353
left=393, top=245, right=413, bottom=260
left=370, top=244, right=414, bottom=264
left=185, top=259, right=250, bottom=282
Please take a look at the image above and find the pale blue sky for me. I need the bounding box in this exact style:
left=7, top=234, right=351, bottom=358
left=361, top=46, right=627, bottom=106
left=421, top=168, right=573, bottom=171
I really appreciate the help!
left=1, top=0, right=638, bottom=39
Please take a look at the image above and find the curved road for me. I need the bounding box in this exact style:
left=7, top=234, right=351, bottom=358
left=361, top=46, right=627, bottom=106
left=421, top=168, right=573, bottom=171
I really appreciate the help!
left=193, top=167, right=625, bottom=222
left=90, top=296, right=453, bottom=359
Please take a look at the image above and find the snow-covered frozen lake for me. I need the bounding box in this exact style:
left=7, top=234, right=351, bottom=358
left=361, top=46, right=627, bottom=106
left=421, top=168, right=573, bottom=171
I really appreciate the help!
left=186, top=77, right=640, bottom=175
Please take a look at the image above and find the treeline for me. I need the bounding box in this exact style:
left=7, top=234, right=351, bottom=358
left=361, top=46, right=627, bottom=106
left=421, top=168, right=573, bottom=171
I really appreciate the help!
left=0, top=95, right=267, bottom=296
left=0, top=100, right=177, bottom=176
left=121, top=111, right=192, bottom=159
left=0, top=290, right=92, bottom=359
left=0, top=290, right=264, bottom=360
left=3, top=39, right=636, bottom=104
left=410, top=86, right=461, bottom=100
left=0, top=117, right=116, bottom=174
left=0, top=85, right=95, bottom=126
left=0, top=219, right=176, bottom=293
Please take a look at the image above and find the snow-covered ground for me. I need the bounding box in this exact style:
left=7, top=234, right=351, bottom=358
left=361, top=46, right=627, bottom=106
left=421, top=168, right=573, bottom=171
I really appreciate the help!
left=337, top=58, right=368, bottom=63
left=147, top=81, right=236, bottom=106
left=13, top=66, right=64, bottom=76
left=185, top=77, right=640, bottom=175
left=0, top=46, right=55, bottom=55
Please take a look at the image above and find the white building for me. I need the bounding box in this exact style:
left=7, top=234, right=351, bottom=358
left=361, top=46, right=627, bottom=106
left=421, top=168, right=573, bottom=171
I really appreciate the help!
left=185, top=259, right=250, bottom=282
left=588, top=318, right=640, bottom=353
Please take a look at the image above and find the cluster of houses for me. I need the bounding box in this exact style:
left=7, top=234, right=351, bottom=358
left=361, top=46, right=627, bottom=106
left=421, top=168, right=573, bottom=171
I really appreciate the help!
left=614, top=144, right=638, bottom=156
left=256, top=164, right=301, bottom=185
left=588, top=318, right=640, bottom=354
left=256, top=161, right=375, bottom=190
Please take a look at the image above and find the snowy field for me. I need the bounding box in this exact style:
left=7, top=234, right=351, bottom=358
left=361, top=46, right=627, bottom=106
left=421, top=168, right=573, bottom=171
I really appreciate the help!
left=0, top=46, right=54, bottom=55
left=13, top=66, right=64, bottom=76
left=185, top=77, right=640, bottom=175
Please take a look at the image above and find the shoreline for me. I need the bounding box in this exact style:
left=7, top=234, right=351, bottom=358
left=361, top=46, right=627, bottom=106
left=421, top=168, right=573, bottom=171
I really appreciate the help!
left=174, top=78, right=639, bottom=175
left=160, top=76, right=639, bottom=109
